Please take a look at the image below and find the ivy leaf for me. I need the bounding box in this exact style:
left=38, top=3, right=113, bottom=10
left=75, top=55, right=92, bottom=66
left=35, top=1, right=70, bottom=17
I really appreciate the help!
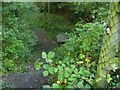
left=43, top=85, right=51, bottom=88
left=48, top=51, right=55, bottom=58
left=48, top=67, right=54, bottom=74
left=84, top=84, right=91, bottom=89
left=71, top=65, right=76, bottom=69
left=35, top=65, right=40, bottom=71
left=84, top=70, right=91, bottom=75
left=43, top=71, right=49, bottom=77
left=79, top=67, right=85, bottom=75
left=54, top=68, right=58, bottom=73
left=66, top=85, right=74, bottom=88
left=46, top=58, right=52, bottom=63
left=68, top=77, right=75, bottom=81
left=79, top=54, right=85, bottom=59
left=80, top=67, right=84, bottom=71
left=58, top=72, right=64, bottom=81
left=43, top=64, right=49, bottom=69
left=74, top=68, right=78, bottom=74
left=58, top=65, right=63, bottom=71
left=58, top=61, right=62, bottom=64
left=64, top=72, right=70, bottom=78
left=34, top=62, right=43, bottom=70
left=42, top=51, right=47, bottom=59
left=116, top=82, right=120, bottom=88
left=71, top=74, right=78, bottom=78
left=62, top=64, right=66, bottom=67
left=77, top=81, right=84, bottom=88
left=52, top=83, right=60, bottom=88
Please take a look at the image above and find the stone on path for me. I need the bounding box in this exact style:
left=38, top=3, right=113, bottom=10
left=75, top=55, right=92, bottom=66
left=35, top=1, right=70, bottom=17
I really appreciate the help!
left=56, top=33, right=67, bottom=43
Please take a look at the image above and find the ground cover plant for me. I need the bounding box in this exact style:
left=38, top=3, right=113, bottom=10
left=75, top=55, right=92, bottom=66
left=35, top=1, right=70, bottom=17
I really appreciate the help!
left=2, top=3, right=38, bottom=74
left=35, top=22, right=104, bottom=88
left=2, top=2, right=119, bottom=89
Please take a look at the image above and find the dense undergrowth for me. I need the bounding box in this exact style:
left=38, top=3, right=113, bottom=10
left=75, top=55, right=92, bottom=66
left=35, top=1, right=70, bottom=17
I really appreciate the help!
left=38, top=13, right=73, bottom=40
left=35, top=22, right=104, bottom=88
left=2, top=3, right=38, bottom=74
left=2, top=2, right=119, bottom=89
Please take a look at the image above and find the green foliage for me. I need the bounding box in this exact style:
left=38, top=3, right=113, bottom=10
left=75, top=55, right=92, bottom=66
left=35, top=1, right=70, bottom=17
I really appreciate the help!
left=42, top=51, right=55, bottom=63
left=45, top=2, right=110, bottom=23
left=107, top=69, right=120, bottom=88
left=34, top=61, right=43, bottom=70
left=3, top=2, right=117, bottom=88
left=36, top=51, right=96, bottom=88
left=107, top=74, right=112, bottom=84
left=35, top=22, right=104, bottom=88
left=38, top=13, right=73, bottom=40
left=42, top=51, right=47, bottom=59
left=43, top=71, right=49, bottom=77
left=2, top=2, right=38, bottom=73
left=116, top=82, right=120, bottom=88
left=54, top=22, right=104, bottom=63
left=72, top=2, right=110, bottom=22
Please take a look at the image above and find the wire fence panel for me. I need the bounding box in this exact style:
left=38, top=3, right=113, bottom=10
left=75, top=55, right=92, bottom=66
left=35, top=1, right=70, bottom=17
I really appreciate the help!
left=94, top=2, right=120, bottom=88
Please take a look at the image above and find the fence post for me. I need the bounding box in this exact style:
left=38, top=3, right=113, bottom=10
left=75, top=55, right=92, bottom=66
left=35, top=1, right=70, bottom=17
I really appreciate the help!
left=94, top=2, right=120, bottom=88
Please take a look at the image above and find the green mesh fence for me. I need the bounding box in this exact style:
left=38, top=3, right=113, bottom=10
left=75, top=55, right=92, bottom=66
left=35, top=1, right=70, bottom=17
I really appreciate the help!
left=94, top=1, right=120, bottom=88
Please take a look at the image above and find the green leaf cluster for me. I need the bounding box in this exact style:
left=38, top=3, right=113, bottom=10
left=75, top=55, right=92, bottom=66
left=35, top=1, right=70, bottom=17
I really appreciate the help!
left=2, top=3, right=38, bottom=73
left=41, top=22, right=103, bottom=88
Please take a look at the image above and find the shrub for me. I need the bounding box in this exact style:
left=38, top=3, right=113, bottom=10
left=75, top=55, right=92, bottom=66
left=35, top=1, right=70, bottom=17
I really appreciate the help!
left=35, top=22, right=104, bottom=88
left=2, top=2, right=38, bottom=73
left=38, top=13, right=73, bottom=40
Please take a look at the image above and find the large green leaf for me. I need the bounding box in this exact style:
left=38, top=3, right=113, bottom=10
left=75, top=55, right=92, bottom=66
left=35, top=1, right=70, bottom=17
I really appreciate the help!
left=71, top=74, right=78, bottom=78
left=84, top=70, right=91, bottom=76
left=54, top=68, right=58, bottom=73
left=48, top=67, right=54, bottom=74
left=84, top=84, right=91, bottom=89
left=34, top=62, right=43, bottom=70
left=79, top=68, right=85, bottom=75
left=42, top=51, right=47, bottom=59
left=68, top=77, right=75, bottom=81
left=64, top=72, right=70, bottom=78
left=43, top=64, right=49, bottom=69
left=58, top=65, right=63, bottom=71
left=58, top=72, right=64, bottom=81
left=48, top=51, right=55, bottom=58
left=77, top=81, right=84, bottom=88
left=116, top=82, right=120, bottom=88
left=52, top=83, right=60, bottom=88
left=43, top=70, right=49, bottom=77
left=46, top=58, right=52, bottom=63
left=71, top=65, right=76, bottom=69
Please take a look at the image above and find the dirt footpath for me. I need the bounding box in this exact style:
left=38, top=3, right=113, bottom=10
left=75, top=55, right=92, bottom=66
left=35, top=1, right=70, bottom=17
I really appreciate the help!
left=2, top=29, right=56, bottom=88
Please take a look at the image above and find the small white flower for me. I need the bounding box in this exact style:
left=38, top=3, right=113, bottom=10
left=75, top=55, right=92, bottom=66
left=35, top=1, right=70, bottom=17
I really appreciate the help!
left=117, top=75, right=119, bottom=78
left=106, top=27, right=110, bottom=35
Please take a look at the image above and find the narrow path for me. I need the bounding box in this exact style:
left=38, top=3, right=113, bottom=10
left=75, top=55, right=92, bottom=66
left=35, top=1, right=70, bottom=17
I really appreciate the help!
left=2, top=29, right=56, bottom=88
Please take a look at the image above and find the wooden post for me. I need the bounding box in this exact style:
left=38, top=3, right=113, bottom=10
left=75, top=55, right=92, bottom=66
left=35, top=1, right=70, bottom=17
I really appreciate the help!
left=94, top=2, right=120, bottom=88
